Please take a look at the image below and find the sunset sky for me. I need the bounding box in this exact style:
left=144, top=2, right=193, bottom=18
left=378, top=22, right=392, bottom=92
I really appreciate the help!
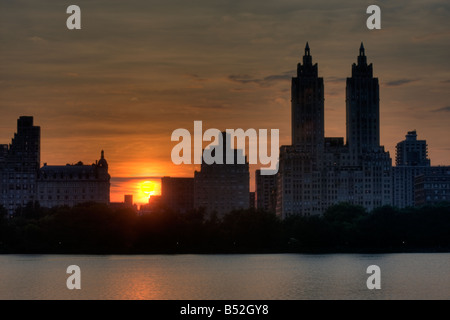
left=1, top=0, right=449, bottom=204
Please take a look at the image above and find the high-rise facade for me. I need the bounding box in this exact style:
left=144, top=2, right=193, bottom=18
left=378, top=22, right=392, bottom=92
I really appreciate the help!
left=0, top=116, right=40, bottom=214
left=346, top=43, right=380, bottom=157
left=161, top=176, right=194, bottom=213
left=276, top=44, right=392, bottom=219
left=194, top=132, right=249, bottom=217
left=344, top=43, right=392, bottom=210
left=392, top=130, right=444, bottom=208
left=414, top=167, right=450, bottom=206
left=291, top=42, right=325, bottom=157
left=255, top=169, right=277, bottom=212
left=396, top=130, right=430, bottom=167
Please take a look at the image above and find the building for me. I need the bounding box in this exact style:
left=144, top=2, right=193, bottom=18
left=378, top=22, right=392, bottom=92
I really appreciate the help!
left=255, top=169, right=277, bottom=212
left=415, top=167, right=450, bottom=206
left=161, top=176, right=194, bottom=213
left=124, top=194, right=133, bottom=207
left=249, top=192, right=255, bottom=209
left=276, top=43, right=392, bottom=219
left=396, top=130, right=430, bottom=167
left=392, top=130, right=432, bottom=208
left=0, top=116, right=40, bottom=214
left=194, top=132, right=249, bottom=216
left=0, top=116, right=110, bottom=214
left=110, top=194, right=137, bottom=211
left=36, top=151, right=110, bottom=208
left=291, top=42, right=324, bottom=157
left=346, top=43, right=380, bottom=158
left=140, top=195, right=164, bottom=214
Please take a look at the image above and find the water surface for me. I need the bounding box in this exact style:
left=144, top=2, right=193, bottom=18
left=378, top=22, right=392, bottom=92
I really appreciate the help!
left=0, top=253, right=448, bottom=300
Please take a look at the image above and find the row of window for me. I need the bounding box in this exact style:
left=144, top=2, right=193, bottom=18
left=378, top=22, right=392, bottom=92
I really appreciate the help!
left=41, top=195, right=96, bottom=201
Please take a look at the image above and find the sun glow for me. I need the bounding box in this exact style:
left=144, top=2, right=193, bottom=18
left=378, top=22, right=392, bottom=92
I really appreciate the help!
left=141, top=181, right=156, bottom=196
left=137, top=180, right=161, bottom=204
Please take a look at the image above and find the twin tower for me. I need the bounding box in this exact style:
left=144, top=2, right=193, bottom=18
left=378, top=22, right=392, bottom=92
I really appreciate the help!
left=291, top=42, right=380, bottom=158
left=276, top=43, right=392, bottom=218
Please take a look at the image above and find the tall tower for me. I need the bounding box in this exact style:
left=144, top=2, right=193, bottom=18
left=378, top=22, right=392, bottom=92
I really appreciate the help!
left=291, top=42, right=324, bottom=155
left=346, top=43, right=380, bottom=158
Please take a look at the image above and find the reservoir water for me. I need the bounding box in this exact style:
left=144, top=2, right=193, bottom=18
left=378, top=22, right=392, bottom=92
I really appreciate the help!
left=0, top=253, right=448, bottom=300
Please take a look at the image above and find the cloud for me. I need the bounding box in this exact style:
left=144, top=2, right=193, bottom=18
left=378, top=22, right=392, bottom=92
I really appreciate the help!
left=111, top=176, right=162, bottom=183
left=1, top=0, right=450, bottom=173
left=384, top=79, right=419, bottom=87
left=326, top=76, right=346, bottom=83
left=228, top=70, right=294, bottom=87
left=28, top=36, right=48, bottom=44
left=432, top=106, right=450, bottom=113
left=412, top=31, right=450, bottom=43
left=185, top=74, right=208, bottom=82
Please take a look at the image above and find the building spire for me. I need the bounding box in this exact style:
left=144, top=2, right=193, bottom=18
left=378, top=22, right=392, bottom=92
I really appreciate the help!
left=303, top=41, right=312, bottom=66
left=357, top=42, right=367, bottom=66
left=359, top=42, right=365, bottom=56
left=98, top=149, right=108, bottom=168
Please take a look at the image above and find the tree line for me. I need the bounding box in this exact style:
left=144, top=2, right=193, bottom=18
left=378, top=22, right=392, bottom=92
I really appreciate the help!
left=0, top=201, right=449, bottom=254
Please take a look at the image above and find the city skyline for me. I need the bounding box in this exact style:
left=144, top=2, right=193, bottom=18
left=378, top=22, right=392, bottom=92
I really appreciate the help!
left=1, top=0, right=450, bottom=204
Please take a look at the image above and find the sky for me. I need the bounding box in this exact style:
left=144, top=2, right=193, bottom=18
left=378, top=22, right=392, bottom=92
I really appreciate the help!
left=1, top=0, right=449, bottom=204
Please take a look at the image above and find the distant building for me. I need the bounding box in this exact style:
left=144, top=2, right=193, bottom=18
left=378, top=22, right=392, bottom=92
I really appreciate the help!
left=415, top=169, right=450, bottom=206
left=161, top=176, right=194, bottom=213
left=393, top=166, right=427, bottom=208
left=392, top=130, right=432, bottom=208
left=0, top=116, right=40, bottom=215
left=0, top=117, right=111, bottom=214
left=140, top=195, right=163, bottom=214
left=249, top=192, right=255, bottom=209
left=255, top=169, right=276, bottom=212
left=276, top=43, right=392, bottom=219
left=194, top=132, right=249, bottom=216
left=37, top=151, right=110, bottom=208
left=396, top=130, right=430, bottom=167
left=414, top=167, right=450, bottom=206
left=110, top=194, right=136, bottom=211
left=124, top=194, right=133, bottom=207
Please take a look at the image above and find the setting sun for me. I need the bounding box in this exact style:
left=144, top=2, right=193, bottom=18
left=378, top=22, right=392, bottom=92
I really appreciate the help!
left=141, top=181, right=156, bottom=196
left=137, top=180, right=161, bottom=204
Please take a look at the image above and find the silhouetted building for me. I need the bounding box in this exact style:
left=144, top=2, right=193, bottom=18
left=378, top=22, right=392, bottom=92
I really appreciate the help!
left=346, top=43, right=380, bottom=157
left=37, top=151, right=110, bottom=208
left=140, top=195, right=163, bottom=214
left=110, top=194, right=137, bottom=211
left=124, top=194, right=133, bottom=207
left=396, top=130, right=430, bottom=167
left=291, top=42, right=324, bottom=157
left=276, top=44, right=392, bottom=219
left=0, top=117, right=111, bottom=214
left=249, top=192, right=255, bottom=209
left=344, top=44, right=392, bottom=210
left=414, top=167, right=450, bottom=206
left=256, top=169, right=277, bottom=212
left=0, top=116, right=40, bottom=215
left=393, top=130, right=432, bottom=208
left=161, top=176, right=194, bottom=213
left=194, top=132, right=249, bottom=216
